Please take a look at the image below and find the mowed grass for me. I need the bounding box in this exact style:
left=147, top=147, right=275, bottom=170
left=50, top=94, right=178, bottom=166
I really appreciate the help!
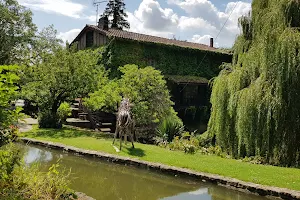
left=23, top=126, right=300, bottom=191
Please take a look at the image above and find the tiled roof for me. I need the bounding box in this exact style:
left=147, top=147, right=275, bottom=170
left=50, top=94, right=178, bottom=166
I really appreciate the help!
left=82, top=25, right=219, bottom=52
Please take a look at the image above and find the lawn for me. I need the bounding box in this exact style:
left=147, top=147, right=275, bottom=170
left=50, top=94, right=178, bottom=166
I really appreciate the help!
left=23, top=126, right=300, bottom=191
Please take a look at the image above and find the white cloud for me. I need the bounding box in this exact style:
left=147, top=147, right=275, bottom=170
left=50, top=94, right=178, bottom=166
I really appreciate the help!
left=128, top=12, right=174, bottom=38
left=178, top=16, right=216, bottom=33
left=18, top=0, right=85, bottom=18
left=128, top=0, right=251, bottom=47
left=134, top=0, right=178, bottom=32
left=191, top=34, right=218, bottom=47
left=175, top=0, right=221, bottom=27
left=84, top=15, right=98, bottom=23
left=50, top=0, right=251, bottom=48
left=58, top=29, right=81, bottom=43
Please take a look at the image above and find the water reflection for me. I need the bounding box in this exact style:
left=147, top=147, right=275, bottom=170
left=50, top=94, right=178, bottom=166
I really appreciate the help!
left=24, top=147, right=53, bottom=164
left=20, top=144, right=274, bottom=200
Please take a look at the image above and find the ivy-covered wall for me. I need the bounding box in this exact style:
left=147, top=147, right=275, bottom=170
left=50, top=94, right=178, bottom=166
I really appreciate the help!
left=101, top=38, right=232, bottom=133
left=102, top=38, right=232, bottom=79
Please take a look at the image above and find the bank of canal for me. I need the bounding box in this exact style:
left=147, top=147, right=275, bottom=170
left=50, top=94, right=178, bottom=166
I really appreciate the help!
left=19, top=141, right=284, bottom=200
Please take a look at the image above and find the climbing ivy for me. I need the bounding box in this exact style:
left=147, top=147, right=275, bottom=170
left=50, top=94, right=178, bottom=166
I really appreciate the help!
left=101, top=38, right=232, bottom=78
left=208, top=0, right=300, bottom=166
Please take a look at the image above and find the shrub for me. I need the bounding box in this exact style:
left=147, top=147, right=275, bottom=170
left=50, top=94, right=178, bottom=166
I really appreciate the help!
left=169, top=132, right=199, bottom=154
left=197, top=131, right=214, bottom=147
left=38, top=111, right=62, bottom=129
left=0, top=65, right=20, bottom=145
left=58, top=102, right=72, bottom=122
left=86, top=65, right=176, bottom=128
left=0, top=144, right=20, bottom=184
left=242, top=156, right=268, bottom=165
left=0, top=125, right=19, bottom=147
left=183, top=144, right=197, bottom=154
left=200, top=145, right=229, bottom=158
left=153, top=136, right=168, bottom=147
left=0, top=145, right=74, bottom=200
left=156, top=111, right=184, bottom=142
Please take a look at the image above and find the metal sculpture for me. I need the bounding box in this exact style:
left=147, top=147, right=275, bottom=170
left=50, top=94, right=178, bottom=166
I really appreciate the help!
left=113, top=97, right=135, bottom=150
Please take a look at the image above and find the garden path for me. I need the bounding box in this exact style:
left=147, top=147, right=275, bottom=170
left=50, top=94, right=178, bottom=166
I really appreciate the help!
left=18, top=118, right=38, bottom=133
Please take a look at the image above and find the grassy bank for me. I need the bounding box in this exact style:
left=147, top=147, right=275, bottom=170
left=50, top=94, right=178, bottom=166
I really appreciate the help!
left=23, top=126, right=300, bottom=191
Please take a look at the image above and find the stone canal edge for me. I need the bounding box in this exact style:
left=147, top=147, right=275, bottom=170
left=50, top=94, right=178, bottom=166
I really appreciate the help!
left=21, top=137, right=300, bottom=200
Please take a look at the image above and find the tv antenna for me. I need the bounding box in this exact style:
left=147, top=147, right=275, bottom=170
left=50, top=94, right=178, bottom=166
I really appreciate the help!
left=93, top=0, right=107, bottom=25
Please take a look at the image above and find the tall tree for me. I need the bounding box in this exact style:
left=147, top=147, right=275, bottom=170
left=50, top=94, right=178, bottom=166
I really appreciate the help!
left=22, top=48, right=107, bottom=128
left=103, top=0, right=130, bottom=30
left=0, top=0, right=37, bottom=65
left=208, top=0, right=300, bottom=166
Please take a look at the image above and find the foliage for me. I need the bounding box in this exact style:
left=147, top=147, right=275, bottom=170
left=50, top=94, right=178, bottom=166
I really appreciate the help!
left=84, top=79, right=120, bottom=113
left=22, top=48, right=107, bottom=128
left=0, top=144, right=20, bottom=182
left=85, top=64, right=175, bottom=126
left=208, top=0, right=300, bottom=166
left=169, top=132, right=199, bottom=154
left=203, top=146, right=226, bottom=157
left=0, top=65, right=20, bottom=146
left=0, top=0, right=37, bottom=65
left=25, top=126, right=300, bottom=191
left=120, top=65, right=174, bottom=125
left=156, top=111, right=184, bottom=142
left=197, top=131, right=214, bottom=147
left=22, top=25, right=63, bottom=68
left=103, top=0, right=130, bottom=30
left=0, top=125, right=19, bottom=147
left=38, top=110, right=62, bottom=129
left=57, top=102, right=72, bottom=121
left=0, top=145, right=74, bottom=199
left=153, top=135, right=168, bottom=148
left=101, top=38, right=232, bottom=79
left=242, top=155, right=267, bottom=165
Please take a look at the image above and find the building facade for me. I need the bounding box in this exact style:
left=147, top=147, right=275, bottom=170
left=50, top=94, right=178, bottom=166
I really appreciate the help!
left=71, top=18, right=232, bottom=132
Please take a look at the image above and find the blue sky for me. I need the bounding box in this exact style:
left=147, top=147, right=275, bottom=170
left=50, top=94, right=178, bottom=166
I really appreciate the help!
left=18, top=0, right=252, bottom=47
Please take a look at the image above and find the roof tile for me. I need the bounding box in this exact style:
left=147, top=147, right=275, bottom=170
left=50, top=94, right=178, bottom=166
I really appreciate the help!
left=87, top=25, right=218, bottom=52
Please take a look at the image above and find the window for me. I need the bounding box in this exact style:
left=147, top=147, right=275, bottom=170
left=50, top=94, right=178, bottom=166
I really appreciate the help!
left=86, top=31, right=94, bottom=48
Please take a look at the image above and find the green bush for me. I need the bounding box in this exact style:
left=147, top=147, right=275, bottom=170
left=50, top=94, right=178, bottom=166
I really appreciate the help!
left=0, top=65, right=20, bottom=146
left=197, top=131, right=214, bottom=147
left=198, top=145, right=228, bottom=158
left=38, top=111, right=62, bottom=129
left=169, top=132, right=199, bottom=154
left=86, top=64, right=176, bottom=127
left=58, top=102, right=72, bottom=121
left=156, top=110, right=184, bottom=142
left=0, top=145, right=74, bottom=200
left=0, top=144, right=20, bottom=183
left=0, top=125, right=19, bottom=147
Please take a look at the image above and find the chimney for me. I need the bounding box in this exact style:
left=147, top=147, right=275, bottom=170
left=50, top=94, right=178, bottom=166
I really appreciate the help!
left=210, top=38, right=214, bottom=48
left=98, top=15, right=109, bottom=30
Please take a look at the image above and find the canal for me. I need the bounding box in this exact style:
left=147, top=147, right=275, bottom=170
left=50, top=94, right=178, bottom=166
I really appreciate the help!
left=20, top=144, right=275, bottom=200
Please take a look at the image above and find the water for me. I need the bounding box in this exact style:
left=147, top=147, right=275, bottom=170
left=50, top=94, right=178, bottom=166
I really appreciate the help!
left=20, top=144, right=275, bottom=200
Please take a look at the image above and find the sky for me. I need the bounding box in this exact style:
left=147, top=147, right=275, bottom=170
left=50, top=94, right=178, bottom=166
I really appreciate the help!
left=17, top=0, right=252, bottom=48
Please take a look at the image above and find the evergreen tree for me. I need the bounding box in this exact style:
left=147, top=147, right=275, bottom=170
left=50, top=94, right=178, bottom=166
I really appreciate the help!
left=103, top=0, right=130, bottom=30
left=208, top=0, right=300, bottom=166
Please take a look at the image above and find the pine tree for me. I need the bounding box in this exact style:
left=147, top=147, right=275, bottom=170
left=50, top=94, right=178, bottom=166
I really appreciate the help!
left=103, top=0, right=130, bottom=30
left=208, top=0, right=300, bottom=166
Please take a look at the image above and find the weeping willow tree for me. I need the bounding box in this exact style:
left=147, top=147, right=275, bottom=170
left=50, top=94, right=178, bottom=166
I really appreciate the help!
left=208, top=0, right=300, bottom=166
